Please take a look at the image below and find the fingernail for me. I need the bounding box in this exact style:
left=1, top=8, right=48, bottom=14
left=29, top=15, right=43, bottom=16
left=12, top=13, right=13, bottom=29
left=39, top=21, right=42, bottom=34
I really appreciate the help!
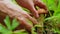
left=36, top=14, right=39, bottom=18
left=34, top=13, right=39, bottom=18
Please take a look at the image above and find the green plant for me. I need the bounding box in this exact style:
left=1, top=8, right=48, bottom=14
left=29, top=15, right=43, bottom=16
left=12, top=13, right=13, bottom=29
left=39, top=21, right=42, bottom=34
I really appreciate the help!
left=0, top=16, right=29, bottom=34
left=42, top=0, right=60, bottom=34
left=0, top=0, right=60, bottom=34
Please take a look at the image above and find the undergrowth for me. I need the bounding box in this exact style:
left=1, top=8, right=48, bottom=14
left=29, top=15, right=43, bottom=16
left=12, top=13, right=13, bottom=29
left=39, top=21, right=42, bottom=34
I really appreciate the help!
left=0, top=0, right=60, bottom=34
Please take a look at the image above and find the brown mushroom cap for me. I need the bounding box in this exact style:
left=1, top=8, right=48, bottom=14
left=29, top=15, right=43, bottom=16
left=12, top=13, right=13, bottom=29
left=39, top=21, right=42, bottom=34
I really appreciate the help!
left=38, top=9, right=48, bottom=14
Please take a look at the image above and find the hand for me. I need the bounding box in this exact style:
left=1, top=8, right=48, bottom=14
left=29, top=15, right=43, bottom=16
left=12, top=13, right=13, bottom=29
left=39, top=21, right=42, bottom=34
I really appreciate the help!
left=16, top=0, right=48, bottom=18
left=0, top=0, right=38, bottom=32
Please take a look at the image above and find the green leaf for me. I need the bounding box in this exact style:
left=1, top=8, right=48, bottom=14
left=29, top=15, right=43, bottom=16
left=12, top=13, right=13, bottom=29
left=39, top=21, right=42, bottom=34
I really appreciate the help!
left=2, top=31, right=12, bottom=34
left=53, top=0, right=60, bottom=16
left=0, top=24, right=12, bottom=34
left=57, top=0, right=60, bottom=10
left=4, top=16, right=11, bottom=30
left=31, top=27, right=37, bottom=34
left=0, top=24, right=8, bottom=32
left=12, top=18, right=19, bottom=30
left=14, top=30, right=28, bottom=34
